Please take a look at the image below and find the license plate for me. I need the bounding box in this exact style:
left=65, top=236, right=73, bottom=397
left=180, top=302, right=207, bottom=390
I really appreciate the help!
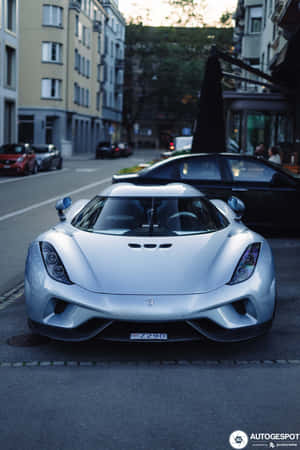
left=130, top=333, right=168, bottom=340
left=3, top=165, right=10, bottom=169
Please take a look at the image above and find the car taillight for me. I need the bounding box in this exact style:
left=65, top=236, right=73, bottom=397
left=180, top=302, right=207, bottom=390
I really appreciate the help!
left=169, top=142, right=175, bottom=150
left=115, top=147, right=120, bottom=152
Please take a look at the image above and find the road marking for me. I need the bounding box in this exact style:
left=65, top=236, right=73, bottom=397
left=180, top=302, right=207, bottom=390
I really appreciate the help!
left=75, top=168, right=97, bottom=173
left=0, top=282, right=24, bottom=311
left=0, top=168, right=69, bottom=185
left=0, top=177, right=112, bottom=223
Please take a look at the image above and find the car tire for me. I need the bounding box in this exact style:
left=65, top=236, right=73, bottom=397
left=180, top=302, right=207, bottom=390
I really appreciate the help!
left=57, top=158, right=63, bottom=170
left=31, top=162, right=38, bottom=175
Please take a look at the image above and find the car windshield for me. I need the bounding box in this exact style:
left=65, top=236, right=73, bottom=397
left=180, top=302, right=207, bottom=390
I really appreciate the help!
left=0, top=144, right=25, bottom=154
left=32, top=146, right=50, bottom=153
left=72, top=196, right=229, bottom=236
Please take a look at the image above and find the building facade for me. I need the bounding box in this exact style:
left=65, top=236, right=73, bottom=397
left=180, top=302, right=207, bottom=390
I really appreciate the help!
left=18, top=0, right=125, bottom=156
left=100, top=0, right=125, bottom=143
left=0, top=0, right=19, bottom=146
left=227, top=0, right=298, bottom=160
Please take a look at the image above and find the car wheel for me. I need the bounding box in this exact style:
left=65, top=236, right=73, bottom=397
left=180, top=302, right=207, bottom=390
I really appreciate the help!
left=57, top=158, right=63, bottom=170
left=32, top=162, right=38, bottom=175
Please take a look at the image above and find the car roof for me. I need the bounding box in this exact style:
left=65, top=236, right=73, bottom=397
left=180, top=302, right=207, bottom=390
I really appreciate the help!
left=101, top=183, right=204, bottom=198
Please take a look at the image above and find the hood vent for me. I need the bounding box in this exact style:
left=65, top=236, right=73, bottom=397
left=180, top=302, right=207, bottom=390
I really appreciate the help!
left=128, top=243, right=172, bottom=249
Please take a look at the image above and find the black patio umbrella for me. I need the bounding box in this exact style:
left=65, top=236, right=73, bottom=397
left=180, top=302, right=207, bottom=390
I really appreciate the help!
left=191, top=50, right=226, bottom=153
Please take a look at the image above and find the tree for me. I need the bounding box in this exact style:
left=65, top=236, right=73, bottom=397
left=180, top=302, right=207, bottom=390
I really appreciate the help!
left=164, top=0, right=207, bottom=27
left=122, top=20, right=233, bottom=144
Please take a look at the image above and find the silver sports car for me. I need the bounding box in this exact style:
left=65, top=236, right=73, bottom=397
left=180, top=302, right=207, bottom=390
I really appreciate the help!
left=25, top=183, right=276, bottom=343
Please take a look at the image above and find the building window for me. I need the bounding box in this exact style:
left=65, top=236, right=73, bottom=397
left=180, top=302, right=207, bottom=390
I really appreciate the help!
left=86, top=89, right=89, bottom=107
left=74, top=83, right=80, bottom=104
left=261, top=52, right=265, bottom=71
left=41, top=79, right=62, bottom=99
left=82, top=56, right=85, bottom=76
left=78, top=54, right=81, bottom=73
left=43, top=5, right=63, bottom=27
left=82, top=25, right=86, bottom=46
left=42, top=42, right=62, bottom=63
left=4, top=100, right=15, bottom=143
left=5, top=45, right=16, bottom=88
left=268, top=0, right=273, bottom=16
left=96, top=91, right=100, bottom=111
left=249, top=7, right=262, bottom=33
left=86, top=60, right=90, bottom=78
left=75, top=15, right=79, bottom=36
left=6, top=0, right=16, bottom=32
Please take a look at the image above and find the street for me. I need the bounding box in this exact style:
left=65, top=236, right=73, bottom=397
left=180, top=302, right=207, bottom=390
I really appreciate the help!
left=0, top=149, right=300, bottom=450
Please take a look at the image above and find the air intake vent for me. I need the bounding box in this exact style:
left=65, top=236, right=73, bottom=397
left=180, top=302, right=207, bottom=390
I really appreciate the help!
left=159, top=244, right=172, bottom=249
left=144, top=244, right=157, bottom=249
left=128, top=243, right=141, bottom=248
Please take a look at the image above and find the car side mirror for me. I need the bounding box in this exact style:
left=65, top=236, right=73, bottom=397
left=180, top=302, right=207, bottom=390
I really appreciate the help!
left=228, top=196, right=245, bottom=221
left=56, top=197, right=72, bottom=222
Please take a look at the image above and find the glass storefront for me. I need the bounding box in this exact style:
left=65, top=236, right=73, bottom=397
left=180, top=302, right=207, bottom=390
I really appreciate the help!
left=228, top=110, right=294, bottom=157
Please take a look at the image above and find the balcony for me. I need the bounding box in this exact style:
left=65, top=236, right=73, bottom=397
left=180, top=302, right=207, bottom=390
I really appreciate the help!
left=69, top=0, right=81, bottom=12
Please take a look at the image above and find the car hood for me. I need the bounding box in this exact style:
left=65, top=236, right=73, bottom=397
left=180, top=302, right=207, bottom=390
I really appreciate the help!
left=48, top=227, right=252, bottom=295
left=35, top=153, right=50, bottom=160
left=0, top=153, right=22, bottom=161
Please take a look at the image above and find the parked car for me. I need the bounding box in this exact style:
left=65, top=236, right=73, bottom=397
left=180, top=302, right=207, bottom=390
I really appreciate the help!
left=113, top=153, right=300, bottom=232
left=96, top=142, right=121, bottom=159
left=118, top=142, right=133, bottom=157
left=32, top=144, right=63, bottom=171
left=25, top=182, right=276, bottom=342
left=0, top=143, right=38, bottom=175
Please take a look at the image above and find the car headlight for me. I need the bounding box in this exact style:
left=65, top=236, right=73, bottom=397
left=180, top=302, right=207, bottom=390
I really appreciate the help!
left=17, top=156, right=24, bottom=162
left=228, top=243, right=261, bottom=285
left=40, top=242, right=73, bottom=285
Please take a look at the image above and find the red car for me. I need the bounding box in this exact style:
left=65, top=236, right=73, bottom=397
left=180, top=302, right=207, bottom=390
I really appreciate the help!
left=0, top=143, right=38, bottom=175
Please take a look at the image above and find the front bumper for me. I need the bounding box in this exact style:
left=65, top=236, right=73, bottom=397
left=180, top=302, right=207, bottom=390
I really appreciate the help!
left=0, top=162, right=25, bottom=174
left=25, top=242, right=276, bottom=343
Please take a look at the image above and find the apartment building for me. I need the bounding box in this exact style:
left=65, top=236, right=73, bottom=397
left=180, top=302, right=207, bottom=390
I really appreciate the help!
left=100, top=0, right=125, bottom=142
left=225, top=0, right=299, bottom=157
left=0, top=0, right=19, bottom=146
left=18, top=0, right=124, bottom=156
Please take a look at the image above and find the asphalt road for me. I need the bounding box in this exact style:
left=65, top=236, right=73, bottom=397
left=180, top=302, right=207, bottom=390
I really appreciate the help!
left=0, top=149, right=300, bottom=450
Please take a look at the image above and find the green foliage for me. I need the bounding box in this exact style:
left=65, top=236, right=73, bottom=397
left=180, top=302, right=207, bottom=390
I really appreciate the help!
left=164, top=0, right=207, bottom=27
left=123, top=22, right=233, bottom=141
